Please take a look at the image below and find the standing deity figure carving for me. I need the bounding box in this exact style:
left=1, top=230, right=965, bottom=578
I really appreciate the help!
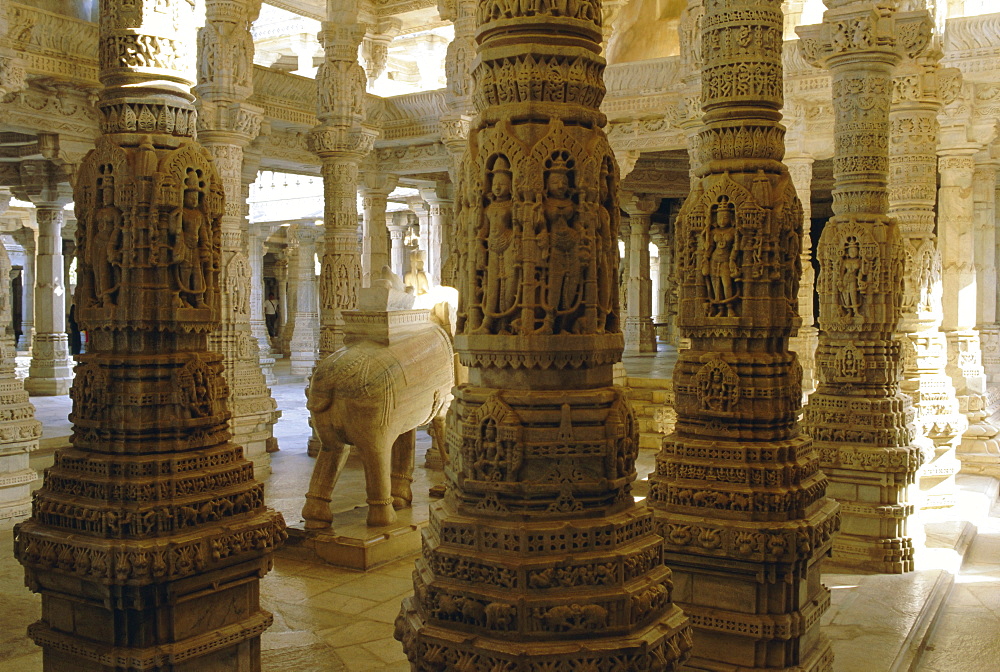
left=171, top=173, right=212, bottom=308
left=477, top=155, right=520, bottom=333
left=701, top=196, right=740, bottom=317
left=540, top=152, right=585, bottom=334
left=90, top=173, right=123, bottom=307
left=837, top=235, right=867, bottom=318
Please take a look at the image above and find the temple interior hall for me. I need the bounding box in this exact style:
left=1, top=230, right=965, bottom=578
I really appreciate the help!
left=2, top=0, right=1000, bottom=670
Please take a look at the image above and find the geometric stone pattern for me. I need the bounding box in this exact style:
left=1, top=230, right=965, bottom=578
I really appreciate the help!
left=396, top=1, right=693, bottom=668
left=13, top=1, right=285, bottom=669
left=648, top=1, right=839, bottom=669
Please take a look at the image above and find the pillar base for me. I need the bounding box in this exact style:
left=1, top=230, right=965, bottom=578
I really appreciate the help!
left=285, top=506, right=425, bottom=571
left=624, top=317, right=657, bottom=354
left=23, top=374, right=74, bottom=396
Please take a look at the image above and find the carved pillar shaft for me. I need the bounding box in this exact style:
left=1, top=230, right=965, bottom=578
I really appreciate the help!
left=289, top=223, right=319, bottom=376
left=360, top=176, right=397, bottom=282
left=648, top=0, right=838, bottom=667
left=310, top=8, right=376, bottom=357
left=939, top=152, right=985, bottom=391
left=388, top=222, right=407, bottom=277
left=786, top=155, right=818, bottom=396
left=396, top=0, right=693, bottom=667
left=25, top=203, right=74, bottom=395
left=974, top=161, right=999, bottom=383
left=889, top=51, right=964, bottom=509
left=421, top=187, right=452, bottom=288
left=15, top=229, right=33, bottom=351
left=622, top=194, right=657, bottom=353
left=249, top=220, right=276, bottom=384
left=0, top=191, right=40, bottom=529
left=13, top=1, right=285, bottom=668
left=799, top=2, right=928, bottom=574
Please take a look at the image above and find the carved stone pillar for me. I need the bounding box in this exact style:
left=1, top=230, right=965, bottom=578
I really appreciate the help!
left=13, top=0, right=285, bottom=668
left=648, top=1, right=838, bottom=667
left=396, top=0, right=693, bottom=668
left=309, top=7, right=377, bottom=357
left=890, top=50, right=965, bottom=509
left=244, top=139, right=276, bottom=382
left=275, top=252, right=292, bottom=355
left=249, top=221, right=277, bottom=384
left=360, top=173, right=398, bottom=283
left=786, top=155, right=818, bottom=396
left=388, top=218, right=407, bottom=278
left=651, top=225, right=673, bottom=344
left=24, top=196, right=74, bottom=395
left=974, top=159, right=1000, bottom=384
left=937, top=141, right=1000, bottom=471
left=420, top=185, right=451, bottom=288
left=0, top=191, right=40, bottom=528
left=289, top=222, right=319, bottom=376
left=196, top=0, right=279, bottom=474
left=798, top=4, right=929, bottom=573
left=13, top=228, right=34, bottom=352
left=622, top=193, right=658, bottom=354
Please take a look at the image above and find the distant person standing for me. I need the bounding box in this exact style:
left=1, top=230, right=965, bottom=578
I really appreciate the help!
left=264, top=293, right=278, bottom=338
left=68, top=303, right=83, bottom=356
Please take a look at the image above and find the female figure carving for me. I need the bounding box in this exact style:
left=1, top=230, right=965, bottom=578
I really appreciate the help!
left=540, top=155, right=583, bottom=334
left=838, top=236, right=866, bottom=317
left=91, top=174, right=123, bottom=306
left=702, top=196, right=740, bottom=317
left=171, top=172, right=211, bottom=308
left=478, top=156, right=520, bottom=334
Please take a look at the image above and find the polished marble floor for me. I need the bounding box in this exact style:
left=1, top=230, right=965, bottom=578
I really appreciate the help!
left=2, top=353, right=998, bottom=670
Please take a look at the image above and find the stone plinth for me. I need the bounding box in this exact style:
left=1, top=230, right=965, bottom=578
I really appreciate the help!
left=286, top=506, right=426, bottom=570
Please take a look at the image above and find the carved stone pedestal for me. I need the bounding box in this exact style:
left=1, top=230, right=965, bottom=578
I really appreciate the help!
left=286, top=507, right=426, bottom=570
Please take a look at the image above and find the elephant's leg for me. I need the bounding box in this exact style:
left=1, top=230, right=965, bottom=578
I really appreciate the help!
left=301, top=430, right=350, bottom=530
left=391, top=429, right=415, bottom=509
left=430, top=413, right=448, bottom=468
left=359, top=430, right=397, bottom=527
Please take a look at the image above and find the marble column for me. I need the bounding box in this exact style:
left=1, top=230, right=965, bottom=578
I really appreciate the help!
left=419, top=185, right=451, bottom=288
left=648, top=0, right=838, bottom=667
left=244, top=142, right=277, bottom=383
left=890, top=50, right=964, bottom=509
left=360, top=172, right=398, bottom=283
left=275, top=253, right=290, bottom=355
left=396, top=0, right=693, bottom=667
left=786, top=155, right=819, bottom=396
left=289, top=222, right=319, bottom=376
left=196, top=0, right=279, bottom=474
left=798, top=4, right=929, bottom=574
left=309, top=1, right=377, bottom=358
left=974, top=159, right=999, bottom=384
left=388, top=217, right=407, bottom=278
left=14, top=227, right=33, bottom=352
left=249, top=221, right=277, bottom=384
left=24, top=196, right=74, bottom=395
left=0, top=191, right=40, bottom=529
left=938, top=141, right=1000, bottom=470
left=13, top=0, right=285, bottom=667
left=622, top=193, right=658, bottom=353
left=651, top=224, right=672, bottom=343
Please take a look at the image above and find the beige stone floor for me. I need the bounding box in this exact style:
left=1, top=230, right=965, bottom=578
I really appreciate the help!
left=3, top=353, right=999, bottom=670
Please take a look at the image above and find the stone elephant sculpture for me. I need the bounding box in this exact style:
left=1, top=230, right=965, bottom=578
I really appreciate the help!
left=301, top=311, right=455, bottom=528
